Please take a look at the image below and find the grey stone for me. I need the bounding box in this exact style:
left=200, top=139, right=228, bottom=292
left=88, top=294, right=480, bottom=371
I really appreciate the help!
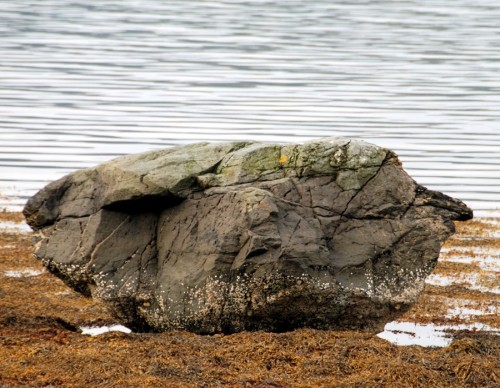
left=24, top=137, right=472, bottom=333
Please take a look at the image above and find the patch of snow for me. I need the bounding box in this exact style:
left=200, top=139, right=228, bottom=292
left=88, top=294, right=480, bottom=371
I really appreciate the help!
left=0, top=204, right=24, bottom=213
left=425, top=274, right=457, bottom=287
left=4, top=269, right=45, bottom=277
left=475, top=210, right=500, bottom=219
left=80, top=325, right=132, bottom=336
left=377, top=321, right=500, bottom=348
left=425, top=273, right=500, bottom=294
left=377, top=321, right=452, bottom=347
left=0, top=221, right=31, bottom=233
left=480, top=218, right=500, bottom=226
left=440, top=255, right=500, bottom=272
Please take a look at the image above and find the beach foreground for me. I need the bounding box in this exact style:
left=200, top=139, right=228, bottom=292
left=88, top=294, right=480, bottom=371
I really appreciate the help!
left=0, top=211, right=498, bottom=387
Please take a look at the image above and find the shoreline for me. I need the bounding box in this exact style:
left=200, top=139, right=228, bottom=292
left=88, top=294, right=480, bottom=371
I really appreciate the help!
left=1, top=211, right=498, bottom=386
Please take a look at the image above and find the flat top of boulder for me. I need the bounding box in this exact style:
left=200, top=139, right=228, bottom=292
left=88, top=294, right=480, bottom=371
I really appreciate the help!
left=24, top=137, right=391, bottom=229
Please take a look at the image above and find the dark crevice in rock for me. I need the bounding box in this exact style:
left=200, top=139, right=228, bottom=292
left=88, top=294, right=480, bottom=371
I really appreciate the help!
left=103, top=193, right=184, bottom=214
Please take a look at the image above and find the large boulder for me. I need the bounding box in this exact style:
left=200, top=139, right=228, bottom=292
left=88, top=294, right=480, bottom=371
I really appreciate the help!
left=24, top=138, right=472, bottom=334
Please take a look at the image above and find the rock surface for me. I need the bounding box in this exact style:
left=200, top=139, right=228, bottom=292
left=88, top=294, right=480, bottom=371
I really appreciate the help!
left=24, top=138, right=472, bottom=334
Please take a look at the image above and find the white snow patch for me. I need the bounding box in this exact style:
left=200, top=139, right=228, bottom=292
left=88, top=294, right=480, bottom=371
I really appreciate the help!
left=377, top=321, right=500, bottom=348
left=0, top=221, right=31, bottom=233
left=425, top=273, right=500, bottom=294
left=475, top=210, right=500, bottom=219
left=0, top=204, right=24, bottom=213
left=4, top=269, right=45, bottom=277
left=425, top=274, right=457, bottom=287
left=80, top=325, right=132, bottom=336
left=440, top=255, right=500, bottom=272
left=480, top=219, right=500, bottom=226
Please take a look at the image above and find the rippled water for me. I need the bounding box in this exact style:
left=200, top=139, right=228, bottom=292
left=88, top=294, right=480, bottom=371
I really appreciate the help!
left=1, top=0, right=499, bottom=213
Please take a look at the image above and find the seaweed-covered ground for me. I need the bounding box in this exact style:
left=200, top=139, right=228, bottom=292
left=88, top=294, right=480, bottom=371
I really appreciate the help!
left=0, top=211, right=498, bottom=387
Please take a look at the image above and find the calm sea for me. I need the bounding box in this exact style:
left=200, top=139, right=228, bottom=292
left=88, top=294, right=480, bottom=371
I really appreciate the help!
left=1, top=1, right=499, bottom=214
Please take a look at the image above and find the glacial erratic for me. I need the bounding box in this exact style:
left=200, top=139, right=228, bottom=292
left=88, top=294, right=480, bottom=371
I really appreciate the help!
left=24, top=137, right=473, bottom=333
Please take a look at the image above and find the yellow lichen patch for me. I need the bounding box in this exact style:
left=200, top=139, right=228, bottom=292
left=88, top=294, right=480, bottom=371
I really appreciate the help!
left=278, top=154, right=288, bottom=165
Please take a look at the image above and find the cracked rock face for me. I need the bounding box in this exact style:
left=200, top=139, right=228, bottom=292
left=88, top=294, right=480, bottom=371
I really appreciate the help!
left=24, top=138, right=473, bottom=334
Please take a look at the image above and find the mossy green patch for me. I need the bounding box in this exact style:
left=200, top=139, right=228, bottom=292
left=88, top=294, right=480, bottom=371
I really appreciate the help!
left=216, top=144, right=283, bottom=185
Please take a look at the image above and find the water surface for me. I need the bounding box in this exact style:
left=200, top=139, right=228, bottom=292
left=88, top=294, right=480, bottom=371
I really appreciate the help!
left=1, top=0, right=499, bottom=213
